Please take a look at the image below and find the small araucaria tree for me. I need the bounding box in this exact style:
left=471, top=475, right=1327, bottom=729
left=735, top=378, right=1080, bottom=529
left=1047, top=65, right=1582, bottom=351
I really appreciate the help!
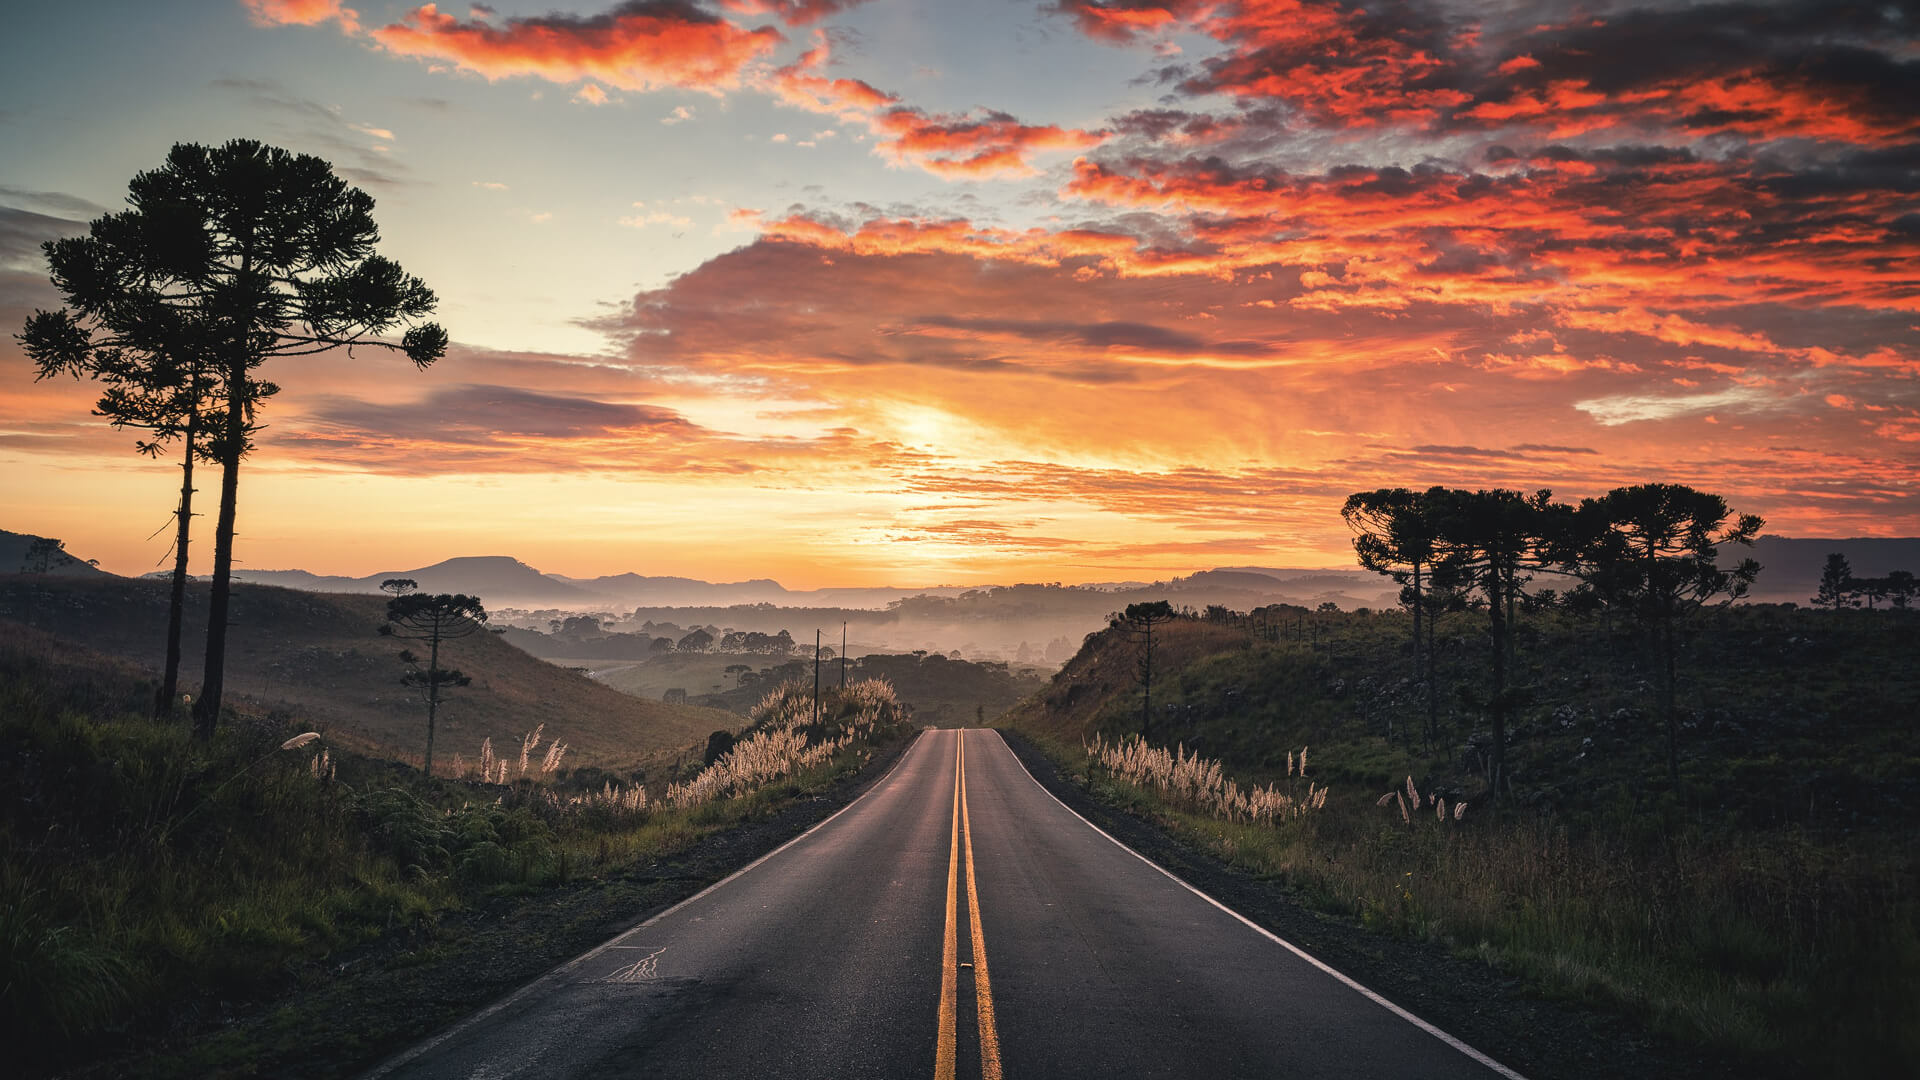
left=60, top=140, right=449, bottom=739
left=380, top=580, right=487, bottom=777
left=1122, top=600, right=1178, bottom=736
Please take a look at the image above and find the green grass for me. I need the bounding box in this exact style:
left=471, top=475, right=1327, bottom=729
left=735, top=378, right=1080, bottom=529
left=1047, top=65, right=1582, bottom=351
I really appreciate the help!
left=0, top=626, right=904, bottom=1076
left=1007, top=603, right=1920, bottom=1077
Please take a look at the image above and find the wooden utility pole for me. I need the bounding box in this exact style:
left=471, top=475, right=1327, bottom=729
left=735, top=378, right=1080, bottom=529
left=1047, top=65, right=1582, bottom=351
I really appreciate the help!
left=840, top=621, right=848, bottom=689
left=813, top=628, right=822, bottom=725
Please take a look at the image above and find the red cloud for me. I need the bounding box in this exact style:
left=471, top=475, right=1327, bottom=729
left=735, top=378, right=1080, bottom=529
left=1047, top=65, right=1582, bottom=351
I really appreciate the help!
left=1047, top=1, right=1199, bottom=44
left=1181, top=0, right=1470, bottom=126
left=1062, top=150, right=1920, bottom=314
left=759, top=33, right=1103, bottom=178
left=871, top=108, right=1107, bottom=178
left=242, top=0, right=359, bottom=33
left=370, top=2, right=783, bottom=94
left=1458, top=70, right=1920, bottom=146
left=765, top=33, right=897, bottom=113
left=1052, top=1, right=1918, bottom=148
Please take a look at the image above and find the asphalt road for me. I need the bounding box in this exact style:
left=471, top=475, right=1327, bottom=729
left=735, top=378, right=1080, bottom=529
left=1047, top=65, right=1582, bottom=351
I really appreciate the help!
left=368, top=729, right=1522, bottom=1079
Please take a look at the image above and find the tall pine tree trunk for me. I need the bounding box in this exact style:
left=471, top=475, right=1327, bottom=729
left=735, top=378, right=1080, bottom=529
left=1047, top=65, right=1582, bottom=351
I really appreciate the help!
left=156, top=417, right=195, bottom=719
left=1663, top=614, right=1679, bottom=785
left=1139, top=624, right=1153, bottom=736
left=1487, top=575, right=1508, bottom=804
left=1411, top=563, right=1429, bottom=750
left=425, top=632, right=441, bottom=777
left=192, top=362, right=245, bottom=740
left=1426, top=595, right=1440, bottom=750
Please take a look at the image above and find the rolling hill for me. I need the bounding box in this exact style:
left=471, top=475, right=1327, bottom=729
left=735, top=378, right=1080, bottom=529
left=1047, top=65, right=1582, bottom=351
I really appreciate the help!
left=0, top=528, right=111, bottom=577
left=0, top=574, right=740, bottom=770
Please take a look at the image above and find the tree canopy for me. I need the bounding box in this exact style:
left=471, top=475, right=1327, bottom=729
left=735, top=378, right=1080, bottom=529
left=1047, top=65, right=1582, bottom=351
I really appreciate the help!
left=22, top=199, right=227, bottom=718
left=1344, top=482, right=1763, bottom=798
left=61, top=140, right=450, bottom=735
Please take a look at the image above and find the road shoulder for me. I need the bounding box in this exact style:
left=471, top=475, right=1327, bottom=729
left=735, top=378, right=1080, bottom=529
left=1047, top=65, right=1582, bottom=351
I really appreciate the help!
left=996, top=729, right=1742, bottom=1080
left=88, top=734, right=920, bottom=1080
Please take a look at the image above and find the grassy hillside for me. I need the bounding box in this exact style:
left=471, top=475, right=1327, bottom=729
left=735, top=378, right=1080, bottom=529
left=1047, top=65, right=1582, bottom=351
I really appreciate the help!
left=1005, top=603, right=1920, bottom=1077
left=0, top=575, right=739, bottom=770
left=1012, top=604, right=1919, bottom=823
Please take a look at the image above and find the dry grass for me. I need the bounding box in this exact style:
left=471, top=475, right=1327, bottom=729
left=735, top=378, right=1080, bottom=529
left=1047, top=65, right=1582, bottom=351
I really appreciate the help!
left=1057, top=730, right=1916, bottom=1077
left=1376, top=775, right=1468, bottom=824
left=666, top=678, right=905, bottom=809
left=1086, top=734, right=1327, bottom=824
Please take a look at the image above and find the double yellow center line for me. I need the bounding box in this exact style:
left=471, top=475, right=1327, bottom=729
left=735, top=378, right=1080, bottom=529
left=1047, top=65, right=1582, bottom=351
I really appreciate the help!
left=936, top=731, right=1002, bottom=1080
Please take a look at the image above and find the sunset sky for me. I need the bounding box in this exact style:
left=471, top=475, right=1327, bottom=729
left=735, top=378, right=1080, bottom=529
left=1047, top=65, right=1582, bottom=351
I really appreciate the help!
left=2, top=0, right=1916, bottom=588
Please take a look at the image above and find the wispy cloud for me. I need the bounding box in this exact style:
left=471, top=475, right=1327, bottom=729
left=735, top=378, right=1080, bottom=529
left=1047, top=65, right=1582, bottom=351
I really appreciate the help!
left=1574, top=387, right=1780, bottom=426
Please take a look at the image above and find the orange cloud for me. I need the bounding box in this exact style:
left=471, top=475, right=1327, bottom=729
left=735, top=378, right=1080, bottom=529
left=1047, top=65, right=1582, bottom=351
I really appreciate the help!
left=1181, top=0, right=1470, bottom=127
left=1047, top=1, right=1197, bottom=44
left=760, top=36, right=1105, bottom=179
left=764, top=33, right=897, bottom=114
left=242, top=0, right=360, bottom=33
left=1061, top=150, right=1920, bottom=314
left=369, top=2, right=783, bottom=94
left=1050, top=1, right=1917, bottom=149
left=870, top=108, right=1107, bottom=178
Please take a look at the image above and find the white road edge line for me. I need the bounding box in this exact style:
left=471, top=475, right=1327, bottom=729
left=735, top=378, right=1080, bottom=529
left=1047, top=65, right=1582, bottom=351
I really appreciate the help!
left=362, top=729, right=931, bottom=1079
left=993, top=730, right=1529, bottom=1080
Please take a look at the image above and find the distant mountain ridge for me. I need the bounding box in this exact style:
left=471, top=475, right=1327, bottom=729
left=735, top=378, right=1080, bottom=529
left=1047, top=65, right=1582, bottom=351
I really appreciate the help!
left=222, top=558, right=1401, bottom=613
left=12, top=524, right=1915, bottom=612
left=1745, top=536, right=1920, bottom=604
left=225, top=558, right=978, bottom=610
left=201, top=539, right=1920, bottom=611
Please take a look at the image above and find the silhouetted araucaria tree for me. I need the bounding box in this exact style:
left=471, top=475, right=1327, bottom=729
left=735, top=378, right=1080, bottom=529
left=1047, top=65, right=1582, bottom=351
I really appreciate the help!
left=1123, top=600, right=1177, bottom=736
left=1568, top=484, right=1761, bottom=785
left=1814, top=553, right=1855, bottom=610
left=1343, top=487, right=1448, bottom=749
left=380, top=582, right=487, bottom=778
left=1425, top=488, right=1572, bottom=804
left=22, top=230, right=224, bottom=718
left=71, top=140, right=448, bottom=739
